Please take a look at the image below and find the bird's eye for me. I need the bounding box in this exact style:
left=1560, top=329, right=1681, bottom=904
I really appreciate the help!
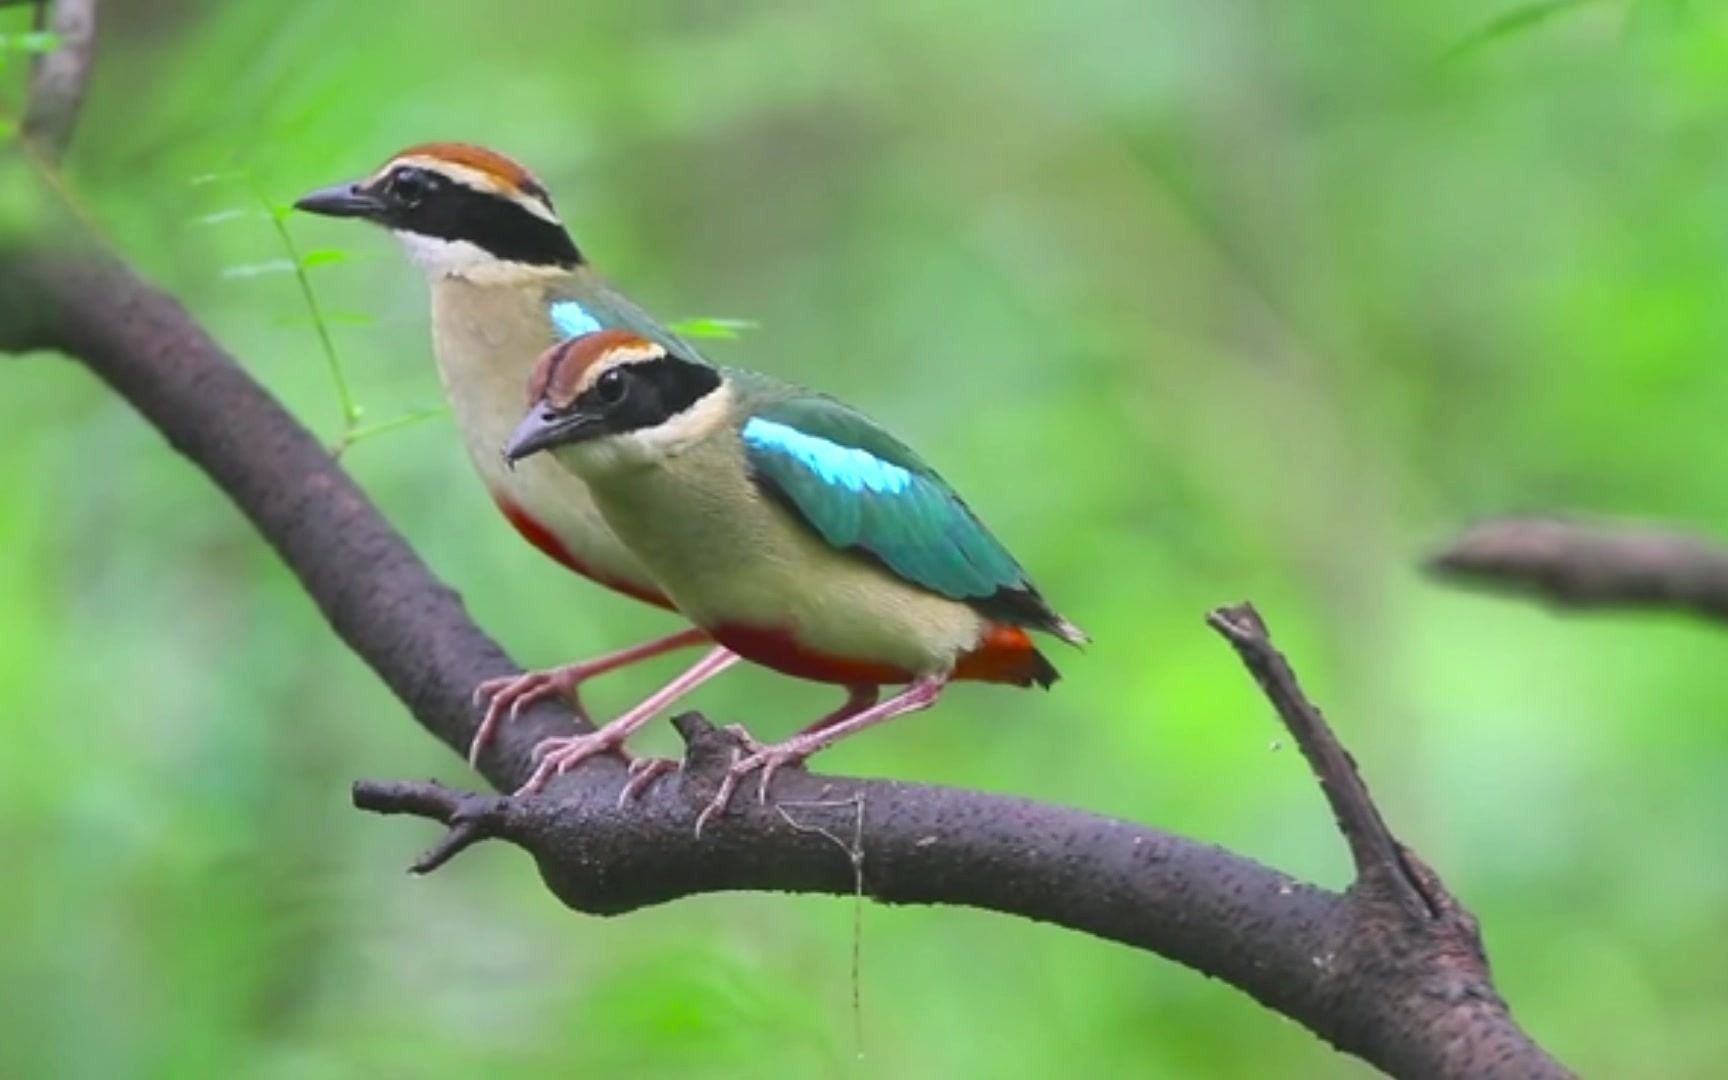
left=387, top=167, right=435, bottom=207
left=595, top=368, right=628, bottom=406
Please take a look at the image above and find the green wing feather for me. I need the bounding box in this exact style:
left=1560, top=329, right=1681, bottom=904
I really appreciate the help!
left=741, top=386, right=1065, bottom=633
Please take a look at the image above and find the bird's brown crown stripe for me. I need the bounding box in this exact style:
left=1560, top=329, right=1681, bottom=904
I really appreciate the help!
left=388, top=142, right=551, bottom=203
left=529, top=329, right=659, bottom=408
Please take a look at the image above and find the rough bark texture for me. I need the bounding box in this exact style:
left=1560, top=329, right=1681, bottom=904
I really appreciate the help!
left=1, top=6, right=1573, bottom=1074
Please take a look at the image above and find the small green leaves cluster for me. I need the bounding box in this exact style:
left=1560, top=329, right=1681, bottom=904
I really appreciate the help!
left=195, top=169, right=447, bottom=457
left=668, top=317, right=760, bottom=341
left=0, top=31, right=61, bottom=141
left=0, top=30, right=61, bottom=58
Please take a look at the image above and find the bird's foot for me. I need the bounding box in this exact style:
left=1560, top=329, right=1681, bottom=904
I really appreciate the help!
left=612, top=725, right=761, bottom=806
left=720, top=723, right=771, bottom=755
left=617, top=755, right=679, bottom=805
left=691, top=678, right=946, bottom=838
left=470, top=665, right=591, bottom=767
left=694, top=739, right=810, bottom=837
left=605, top=722, right=768, bottom=808
left=467, top=630, right=717, bottom=769
left=514, top=726, right=635, bottom=796
left=505, top=646, right=745, bottom=799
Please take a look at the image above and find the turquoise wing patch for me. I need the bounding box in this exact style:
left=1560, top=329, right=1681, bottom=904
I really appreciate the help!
left=549, top=300, right=602, bottom=339
left=742, top=404, right=1030, bottom=604
left=543, top=280, right=711, bottom=365
left=743, top=418, right=914, bottom=496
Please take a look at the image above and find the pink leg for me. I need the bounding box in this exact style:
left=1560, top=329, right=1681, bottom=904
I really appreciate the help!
left=516, top=646, right=741, bottom=796
left=469, top=626, right=708, bottom=767
left=801, top=684, right=881, bottom=736
left=719, top=684, right=879, bottom=755
left=695, top=676, right=948, bottom=836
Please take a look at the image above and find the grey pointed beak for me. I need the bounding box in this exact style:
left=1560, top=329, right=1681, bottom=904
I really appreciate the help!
left=293, top=182, right=386, bottom=219
left=503, top=405, right=601, bottom=467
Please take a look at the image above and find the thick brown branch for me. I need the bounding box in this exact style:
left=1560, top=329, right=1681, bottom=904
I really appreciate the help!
left=0, top=243, right=1571, bottom=1078
left=1430, top=517, right=1728, bottom=622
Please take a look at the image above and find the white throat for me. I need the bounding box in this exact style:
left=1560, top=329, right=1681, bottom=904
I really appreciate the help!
left=394, top=232, right=567, bottom=285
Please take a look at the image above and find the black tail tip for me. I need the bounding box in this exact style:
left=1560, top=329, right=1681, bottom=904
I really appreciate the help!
left=1028, top=649, right=1060, bottom=690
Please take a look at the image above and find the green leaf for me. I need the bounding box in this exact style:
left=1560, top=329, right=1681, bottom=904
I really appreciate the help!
left=221, top=259, right=297, bottom=279
left=669, top=316, right=760, bottom=340
left=1443, top=0, right=1607, bottom=61
left=0, top=32, right=64, bottom=55
left=297, top=248, right=350, bottom=269
left=196, top=208, right=263, bottom=226
left=342, top=406, right=452, bottom=449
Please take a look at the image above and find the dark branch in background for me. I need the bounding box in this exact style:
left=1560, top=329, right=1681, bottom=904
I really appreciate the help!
left=1430, top=517, right=1728, bottom=622
left=0, top=6, right=1571, bottom=1076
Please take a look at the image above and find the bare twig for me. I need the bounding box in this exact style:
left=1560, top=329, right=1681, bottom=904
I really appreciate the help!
left=1429, top=517, right=1728, bottom=622
left=352, top=781, right=514, bottom=874
left=1208, top=603, right=1436, bottom=918
left=20, top=0, right=96, bottom=160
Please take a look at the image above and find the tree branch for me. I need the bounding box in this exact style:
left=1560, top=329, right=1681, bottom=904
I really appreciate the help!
left=0, top=241, right=1568, bottom=1075
left=1429, top=517, right=1728, bottom=622
left=1207, top=604, right=1436, bottom=919
left=0, top=10, right=1571, bottom=1067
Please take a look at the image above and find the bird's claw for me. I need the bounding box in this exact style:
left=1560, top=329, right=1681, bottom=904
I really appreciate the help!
left=468, top=668, right=587, bottom=768
left=513, top=728, right=628, bottom=795
left=720, top=723, right=770, bottom=755
left=610, top=721, right=768, bottom=817
left=693, top=743, right=809, bottom=838
left=618, top=756, right=679, bottom=805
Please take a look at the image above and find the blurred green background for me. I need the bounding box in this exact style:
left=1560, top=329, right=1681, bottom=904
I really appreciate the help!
left=3, top=0, right=1728, bottom=1075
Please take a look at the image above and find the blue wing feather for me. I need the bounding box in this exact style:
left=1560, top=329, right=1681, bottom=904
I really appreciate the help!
left=741, top=396, right=1054, bottom=628
left=542, top=272, right=710, bottom=364
left=549, top=300, right=602, bottom=339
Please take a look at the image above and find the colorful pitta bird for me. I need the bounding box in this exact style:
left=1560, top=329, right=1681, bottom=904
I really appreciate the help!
left=293, top=144, right=736, bottom=774
left=504, top=330, right=1086, bottom=829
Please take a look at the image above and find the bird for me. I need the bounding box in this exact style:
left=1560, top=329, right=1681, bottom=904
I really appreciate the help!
left=293, top=143, right=736, bottom=777
left=503, top=329, right=1087, bottom=830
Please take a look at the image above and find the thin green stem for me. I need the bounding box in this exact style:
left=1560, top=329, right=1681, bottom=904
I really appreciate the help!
left=246, top=178, right=359, bottom=431
left=0, top=103, right=109, bottom=242
left=331, top=404, right=450, bottom=457
left=1442, top=0, right=1609, bottom=61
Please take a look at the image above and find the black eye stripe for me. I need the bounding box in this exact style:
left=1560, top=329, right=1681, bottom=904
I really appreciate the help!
left=595, top=368, right=627, bottom=404
left=385, top=166, right=439, bottom=205
left=376, top=169, right=581, bottom=267
left=573, top=357, right=720, bottom=434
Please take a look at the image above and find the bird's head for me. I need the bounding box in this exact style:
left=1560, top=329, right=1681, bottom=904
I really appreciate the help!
left=505, top=330, right=725, bottom=475
left=294, top=142, right=580, bottom=282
